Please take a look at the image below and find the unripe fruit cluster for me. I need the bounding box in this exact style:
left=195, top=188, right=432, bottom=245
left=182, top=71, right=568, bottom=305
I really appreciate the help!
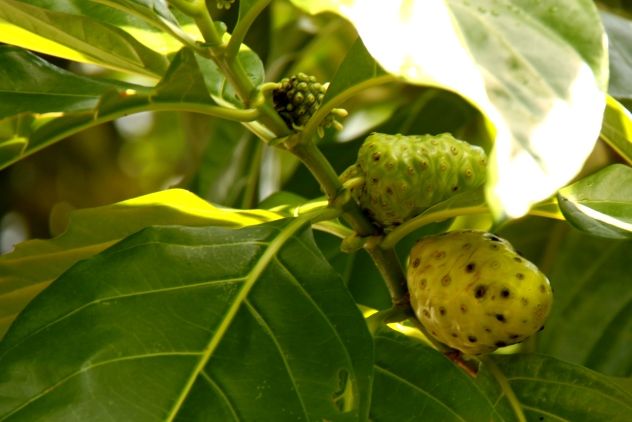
left=273, top=73, right=328, bottom=130
left=407, top=230, right=553, bottom=355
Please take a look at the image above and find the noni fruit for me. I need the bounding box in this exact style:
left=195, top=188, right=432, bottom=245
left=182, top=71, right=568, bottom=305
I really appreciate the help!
left=340, top=133, right=487, bottom=228
left=407, top=230, right=553, bottom=355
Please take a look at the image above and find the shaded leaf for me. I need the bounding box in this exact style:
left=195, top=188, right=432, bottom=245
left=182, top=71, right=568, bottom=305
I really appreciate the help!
left=323, top=36, right=386, bottom=104
left=0, top=219, right=372, bottom=421
left=0, top=189, right=281, bottom=340
left=601, top=10, right=632, bottom=103
left=488, top=354, right=632, bottom=421
left=539, top=231, right=632, bottom=376
left=371, top=327, right=513, bottom=421
left=0, top=47, right=131, bottom=119
left=0, top=0, right=169, bottom=77
left=0, top=47, right=230, bottom=170
left=290, top=0, right=608, bottom=218
left=558, top=164, right=632, bottom=238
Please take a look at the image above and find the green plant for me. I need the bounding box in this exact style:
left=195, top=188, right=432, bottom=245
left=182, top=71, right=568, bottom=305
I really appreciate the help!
left=0, top=0, right=631, bottom=421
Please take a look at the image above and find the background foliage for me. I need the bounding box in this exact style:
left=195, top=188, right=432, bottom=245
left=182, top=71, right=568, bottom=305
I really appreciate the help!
left=0, top=0, right=631, bottom=421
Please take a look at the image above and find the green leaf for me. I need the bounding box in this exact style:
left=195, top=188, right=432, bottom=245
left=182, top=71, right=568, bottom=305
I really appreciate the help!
left=0, top=47, right=131, bottom=119
left=323, top=36, right=386, bottom=105
left=487, top=354, right=632, bottom=420
left=539, top=231, right=632, bottom=376
left=0, top=0, right=169, bottom=77
left=558, top=164, right=632, bottom=238
left=195, top=45, right=265, bottom=107
left=0, top=219, right=372, bottom=421
left=290, top=0, right=608, bottom=219
left=371, top=327, right=513, bottom=421
left=0, top=47, right=250, bottom=170
left=0, top=189, right=281, bottom=340
left=601, top=95, right=632, bottom=164
left=601, top=10, right=632, bottom=104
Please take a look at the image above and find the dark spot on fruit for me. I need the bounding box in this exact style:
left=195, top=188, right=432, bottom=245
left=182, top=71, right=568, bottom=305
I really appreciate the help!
left=433, top=250, right=446, bottom=259
left=451, top=185, right=459, bottom=192
left=386, top=187, right=393, bottom=195
left=431, top=330, right=437, bottom=336
left=521, top=297, right=529, bottom=306
left=495, top=341, right=507, bottom=347
left=407, top=166, right=415, bottom=175
left=484, top=327, right=492, bottom=333
left=490, top=260, right=500, bottom=269
left=491, top=295, right=496, bottom=301
left=468, top=335, right=477, bottom=343
left=509, top=334, right=520, bottom=339
left=450, top=146, right=458, bottom=155
left=441, top=274, right=451, bottom=286
left=385, top=162, right=394, bottom=170
left=466, top=262, right=476, bottom=273
left=451, top=333, right=458, bottom=338
left=465, top=169, right=473, bottom=178
left=422, top=310, right=430, bottom=318
left=513, top=257, right=522, bottom=263
left=538, top=417, right=544, bottom=422
left=538, top=325, right=545, bottom=332
left=540, top=284, right=546, bottom=293
left=490, top=244, right=499, bottom=250
left=412, top=258, right=421, bottom=268
left=371, top=178, right=378, bottom=184
left=372, top=152, right=381, bottom=161
left=419, top=161, right=428, bottom=170
left=496, top=314, right=506, bottom=323
left=460, top=304, right=467, bottom=313
left=522, top=319, right=528, bottom=324
left=500, top=288, right=511, bottom=298
left=489, top=234, right=501, bottom=242
left=474, top=285, right=487, bottom=298
left=439, top=307, right=446, bottom=316
left=420, top=279, right=427, bottom=289
left=516, top=273, right=525, bottom=280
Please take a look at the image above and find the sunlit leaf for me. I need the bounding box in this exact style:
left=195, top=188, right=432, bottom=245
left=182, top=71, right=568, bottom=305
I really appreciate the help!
left=0, top=0, right=169, bottom=77
left=558, top=164, right=632, bottom=238
left=0, top=219, right=372, bottom=420
left=0, top=189, right=281, bottom=340
left=601, top=95, right=632, bottom=164
left=290, top=0, right=608, bottom=218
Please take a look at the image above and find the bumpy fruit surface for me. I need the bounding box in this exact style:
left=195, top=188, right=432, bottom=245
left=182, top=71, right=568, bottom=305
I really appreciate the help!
left=407, top=230, right=553, bottom=355
left=273, top=73, right=328, bottom=130
left=341, top=133, right=487, bottom=228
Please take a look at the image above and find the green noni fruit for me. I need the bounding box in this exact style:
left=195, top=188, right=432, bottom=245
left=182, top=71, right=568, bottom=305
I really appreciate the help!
left=341, top=133, right=487, bottom=228
left=407, top=230, right=553, bottom=355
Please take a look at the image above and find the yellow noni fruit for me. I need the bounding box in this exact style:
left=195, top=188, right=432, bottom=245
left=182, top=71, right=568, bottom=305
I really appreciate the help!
left=407, top=230, right=553, bottom=355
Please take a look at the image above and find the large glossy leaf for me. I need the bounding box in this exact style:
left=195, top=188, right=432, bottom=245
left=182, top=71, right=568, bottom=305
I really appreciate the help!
left=487, top=354, right=632, bottom=420
left=0, top=0, right=169, bottom=77
left=371, top=327, right=514, bottom=421
left=0, top=189, right=281, bottom=340
left=558, top=164, right=632, bottom=238
left=290, top=0, right=608, bottom=218
left=0, top=219, right=373, bottom=421
left=539, top=230, right=632, bottom=376
left=0, top=48, right=235, bottom=170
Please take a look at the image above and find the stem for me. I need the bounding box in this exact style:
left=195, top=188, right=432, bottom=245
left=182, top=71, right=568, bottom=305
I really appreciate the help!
left=481, top=356, right=527, bottom=422
left=365, top=247, right=408, bottom=305
left=226, top=0, right=272, bottom=59
left=382, top=205, right=489, bottom=249
left=241, top=136, right=263, bottom=209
